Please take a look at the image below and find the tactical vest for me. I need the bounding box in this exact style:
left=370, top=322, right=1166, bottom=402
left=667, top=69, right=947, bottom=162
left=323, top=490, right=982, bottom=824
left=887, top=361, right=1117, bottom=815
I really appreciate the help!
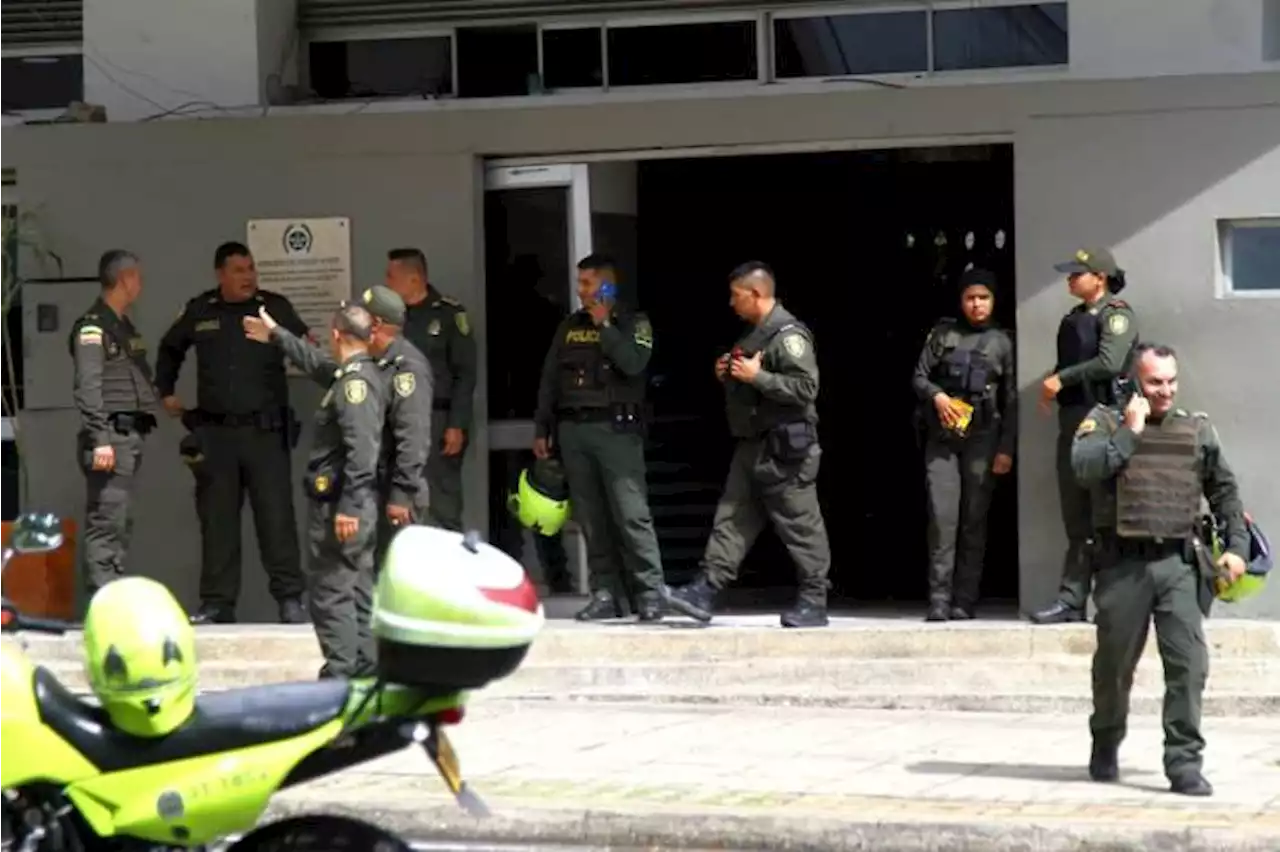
left=1115, top=415, right=1202, bottom=540
left=725, top=317, right=816, bottom=438
left=933, top=325, right=1001, bottom=400
left=555, top=312, right=646, bottom=411
left=68, top=303, right=158, bottom=413
left=1056, top=299, right=1135, bottom=407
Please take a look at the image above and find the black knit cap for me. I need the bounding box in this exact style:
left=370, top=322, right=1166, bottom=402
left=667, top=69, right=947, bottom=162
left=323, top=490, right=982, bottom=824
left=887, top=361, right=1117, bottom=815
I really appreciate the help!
left=958, top=266, right=997, bottom=293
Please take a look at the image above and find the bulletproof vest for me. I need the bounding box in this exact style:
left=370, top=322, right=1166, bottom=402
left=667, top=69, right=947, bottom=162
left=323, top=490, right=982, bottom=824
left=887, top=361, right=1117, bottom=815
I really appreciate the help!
left=933, top=324, right=1000, bottom=399
left=69, top=302, right=158, bottom=413
left=1115, top=415, right=1202, bottom=540
left=555, top=312, right=646, bottom=410
left=1056, top=299, right=1133, bottom=407
left=724, top=311, right=816, bottom=438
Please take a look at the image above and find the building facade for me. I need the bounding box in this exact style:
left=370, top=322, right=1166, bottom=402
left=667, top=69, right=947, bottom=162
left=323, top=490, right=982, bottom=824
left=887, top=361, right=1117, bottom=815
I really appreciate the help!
left=3, top=0, right=1279, bottom=619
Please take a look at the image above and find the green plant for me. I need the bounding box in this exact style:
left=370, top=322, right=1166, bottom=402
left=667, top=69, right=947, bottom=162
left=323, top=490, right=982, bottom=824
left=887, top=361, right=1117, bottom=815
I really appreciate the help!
left=2, top=206, right=63, bottom=501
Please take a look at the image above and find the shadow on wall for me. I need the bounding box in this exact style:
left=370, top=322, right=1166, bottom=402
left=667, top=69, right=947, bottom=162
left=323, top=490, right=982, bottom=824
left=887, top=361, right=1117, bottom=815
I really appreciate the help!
left=1013, top=105, right=1280, bottom=616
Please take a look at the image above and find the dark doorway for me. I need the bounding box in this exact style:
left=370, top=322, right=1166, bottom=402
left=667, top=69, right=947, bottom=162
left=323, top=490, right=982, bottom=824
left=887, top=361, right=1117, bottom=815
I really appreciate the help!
left=635, top=144, right=1018, bottom=605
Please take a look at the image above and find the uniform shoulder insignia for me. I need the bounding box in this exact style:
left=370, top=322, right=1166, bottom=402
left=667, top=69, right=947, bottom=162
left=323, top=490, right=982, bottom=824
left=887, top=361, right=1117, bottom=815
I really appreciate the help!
left=782, top=332, right=808, bottom=359
left=394, top=371, right=416, bottom=398
left=1105, top=311, right=1130, bottom=335
left=1075, top=417, right=1098, bottom=437
left=633, top=314, right=654, bottom=348
left=77, top=324, right=104, bottom=346
left=454, top=310, right=470, bottom=337
left=344, top=376, right=369, bottom=405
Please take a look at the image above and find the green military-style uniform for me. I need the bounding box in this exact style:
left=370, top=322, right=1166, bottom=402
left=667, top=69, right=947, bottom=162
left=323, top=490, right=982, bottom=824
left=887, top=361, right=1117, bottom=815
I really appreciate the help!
left=534, top=306, right=666, bottom=620
left=400, top=289, right=477, bottom=532
left=912, top=315, right=1016, bottom=619
left=1071, top=404, right=1247, bottom=792
left=1034, top=294, right=1140, bottom=623
left=667, top=303, right=832, bottom=628
left=69, top=299, right=160, bottom=596
left=300, top=353, right=387, bottom=678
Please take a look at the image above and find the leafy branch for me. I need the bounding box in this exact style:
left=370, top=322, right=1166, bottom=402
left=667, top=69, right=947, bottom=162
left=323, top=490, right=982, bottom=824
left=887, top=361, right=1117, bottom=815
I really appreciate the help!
left=2, top=206, right=64, bottom=501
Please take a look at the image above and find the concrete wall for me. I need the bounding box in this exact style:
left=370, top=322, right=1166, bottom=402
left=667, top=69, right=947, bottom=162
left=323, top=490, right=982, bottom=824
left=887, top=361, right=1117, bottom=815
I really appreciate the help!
left=7, top=71, right=1280, bottom=620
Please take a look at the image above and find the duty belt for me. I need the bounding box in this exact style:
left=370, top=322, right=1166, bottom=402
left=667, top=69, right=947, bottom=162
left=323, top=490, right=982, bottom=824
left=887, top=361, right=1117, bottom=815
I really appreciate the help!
left=196, top=410, right=273, bottom=429
left=1099, top=533, right=1188, bottom=561
left=557, top=407, right=611, bottom=423
left=109, top=411, right=157, bottom=436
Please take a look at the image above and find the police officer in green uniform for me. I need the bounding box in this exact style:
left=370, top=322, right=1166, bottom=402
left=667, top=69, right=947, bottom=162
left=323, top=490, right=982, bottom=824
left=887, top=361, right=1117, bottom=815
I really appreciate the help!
left=384, top=248, right=477, bottom=532
left=533, top=254, right=667, bottom=621
left=667, top=262, right=831, bottom=629
left=297, top=304, right=386, bottom=678
left=70, top=250, right=160, bottom=598
left=155, top=241, right=308, bottom=625
left=247, top=286, right=434, bottom=572
left=1031, top=247, right=1140, bottom=625
left=1070, top=343, right=1247, bottom=797
left=912, top=268, right=1016, bottom=622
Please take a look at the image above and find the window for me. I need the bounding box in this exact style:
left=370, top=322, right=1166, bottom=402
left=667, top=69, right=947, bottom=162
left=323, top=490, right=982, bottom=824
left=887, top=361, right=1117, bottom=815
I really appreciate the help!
left=606, top=19, right=758, bottom=87
left=457, top=25, right=538, bottom=98
left=1, top=51, right=83, bottom=111
left=932, top=2, right=1068, bottom=71
left=308, top=36, right=452, bottom=99
left=542, top=26, right=603, bottom=89
left=1219, top=218, right=1280, bottom=295
left=773, top=11, right=928, bottom=78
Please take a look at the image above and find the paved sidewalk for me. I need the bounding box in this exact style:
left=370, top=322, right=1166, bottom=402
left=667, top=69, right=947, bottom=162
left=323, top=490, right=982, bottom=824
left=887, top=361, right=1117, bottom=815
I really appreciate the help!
left=269, top=699, right=1280, bottom=851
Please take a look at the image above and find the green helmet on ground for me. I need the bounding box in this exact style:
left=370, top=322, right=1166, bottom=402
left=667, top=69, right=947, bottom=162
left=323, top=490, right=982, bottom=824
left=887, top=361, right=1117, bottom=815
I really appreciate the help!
left=508, top=458, right=570, bottom=536
left=82, top=576, right=198, bottom=738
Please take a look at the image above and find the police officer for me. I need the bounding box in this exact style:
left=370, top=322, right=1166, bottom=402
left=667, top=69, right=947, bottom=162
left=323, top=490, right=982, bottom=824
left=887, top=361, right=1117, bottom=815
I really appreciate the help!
left=1070, top=343, right=1247, bottom=797
left=1031, top=247, right=1139, bottom=625
left=383, top=248, right=477, bottom=532
left=533, top=253, right=666, bottom=621
left=70, top=250, right=160, bottom=598
left=156, top=241, right=308, bottom=625
left=912, top=268, right=1016, bottom=622
left=666, top=262, right=831, bottom=629
left=297, top=303, right=386, bottom=677
left=247, top=287, right=434, bottom=572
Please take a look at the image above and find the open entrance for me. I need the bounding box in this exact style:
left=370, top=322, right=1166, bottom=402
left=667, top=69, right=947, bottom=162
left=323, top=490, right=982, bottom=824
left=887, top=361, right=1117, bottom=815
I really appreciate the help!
left=484, top=143, right=1019, bottom=608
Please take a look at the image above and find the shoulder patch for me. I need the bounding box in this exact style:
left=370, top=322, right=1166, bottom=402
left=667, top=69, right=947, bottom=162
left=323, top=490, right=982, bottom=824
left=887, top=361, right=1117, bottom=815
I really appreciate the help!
left=782, top=333, right=807, bottom=359
left=344, top=377, right=368, bottom=405
left=633, top=315, right=654, bottom=348
left=394, top=371, right=416, bottom=399
left=1075, top=418, right=1098, bottom=437
left=1106, top=312, right=1129, bottom=335
left=78, top=325, right=104, bottom=346
left=454, top=311, right=470, bottom=337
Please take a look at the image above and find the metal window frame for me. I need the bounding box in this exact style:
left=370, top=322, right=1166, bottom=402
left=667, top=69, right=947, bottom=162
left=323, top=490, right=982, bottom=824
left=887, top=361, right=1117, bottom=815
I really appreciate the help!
left=303, top=26, right=458, bottom=98
left=1216, top=217, right=1280, bottom=299
left=766, top=3, right=933, bottom=85
left=535, top=21, right=606, bottom=92
left=600, top=11, right=765, bottom=91
left=1, top=43, right=82, bottom=59
left=927, top=0, right=1070, bottom=74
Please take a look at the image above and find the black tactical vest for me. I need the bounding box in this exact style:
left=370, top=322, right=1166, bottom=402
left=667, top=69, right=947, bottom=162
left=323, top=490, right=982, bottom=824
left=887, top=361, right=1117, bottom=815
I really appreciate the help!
left=1056, top=299, right=1133, bottom=407
left=1115, top=416, right=1201, bottom=540
left=555, top=312, right=646, bottom=411
left=934, top=325, right=1001, bottom=399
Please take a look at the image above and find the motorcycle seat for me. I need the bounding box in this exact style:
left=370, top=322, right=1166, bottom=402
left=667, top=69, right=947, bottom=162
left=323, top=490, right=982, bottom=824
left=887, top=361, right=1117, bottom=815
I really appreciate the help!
left=33, top=667, right=351, bottom=773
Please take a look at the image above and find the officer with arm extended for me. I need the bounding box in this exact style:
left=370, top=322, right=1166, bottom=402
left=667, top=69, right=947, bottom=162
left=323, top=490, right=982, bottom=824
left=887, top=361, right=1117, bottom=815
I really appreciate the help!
left=298, top=303, right=387, bottom=678
left=244, top=286, right=433, bottom=572
left=1031, top=247, right=1140, bottom=625
left=533, top=253, right=667, bottom=621
left=666, top=261, right=832, bottom=629
left=383, top=248, right=476, bottom=531
left=70, top=250, right=160, bottom=597
left=154, top=241, right=308, bottom=625
left=1070, top=343, right=1247, bottom=797
left=912, top=268, right=1016, bottom=622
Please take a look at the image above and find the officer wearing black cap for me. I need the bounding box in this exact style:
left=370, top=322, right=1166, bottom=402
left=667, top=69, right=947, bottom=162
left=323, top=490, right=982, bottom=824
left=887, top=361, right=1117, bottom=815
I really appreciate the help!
left=1031, top=247, right=1140, bottom=626
left=245, top=286, right=434, bottom=570
left=912, top=268, right=1017, bottom=621
left=155, top=241, right=308, bottom=625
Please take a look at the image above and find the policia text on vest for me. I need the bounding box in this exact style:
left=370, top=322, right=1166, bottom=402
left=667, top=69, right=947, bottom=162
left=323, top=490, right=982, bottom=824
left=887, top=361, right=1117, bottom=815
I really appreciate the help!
left=1070, top=377, right=1248, bottom=796
left=533, top=302, right=666, bottom=621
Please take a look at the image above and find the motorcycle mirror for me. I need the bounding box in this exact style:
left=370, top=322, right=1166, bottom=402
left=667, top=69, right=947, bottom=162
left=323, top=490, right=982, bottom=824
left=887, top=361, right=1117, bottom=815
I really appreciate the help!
left=10, top=512, right=64, bottom=554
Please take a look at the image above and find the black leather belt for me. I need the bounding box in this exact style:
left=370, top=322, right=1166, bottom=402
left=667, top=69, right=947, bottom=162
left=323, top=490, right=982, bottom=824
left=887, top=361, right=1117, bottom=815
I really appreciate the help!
left=1101, top=534, right=1188, bottom=561
left=557, top=408, right=611, bottom=423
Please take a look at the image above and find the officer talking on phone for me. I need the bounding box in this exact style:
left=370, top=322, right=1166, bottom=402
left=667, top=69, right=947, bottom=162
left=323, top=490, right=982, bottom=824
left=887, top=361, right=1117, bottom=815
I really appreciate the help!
left=533, top=254, right=667, bottom=621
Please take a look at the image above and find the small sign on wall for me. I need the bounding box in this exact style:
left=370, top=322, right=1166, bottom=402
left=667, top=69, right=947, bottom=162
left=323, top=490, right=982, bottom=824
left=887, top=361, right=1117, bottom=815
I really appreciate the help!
left=246, top=217, right=352, bottom=349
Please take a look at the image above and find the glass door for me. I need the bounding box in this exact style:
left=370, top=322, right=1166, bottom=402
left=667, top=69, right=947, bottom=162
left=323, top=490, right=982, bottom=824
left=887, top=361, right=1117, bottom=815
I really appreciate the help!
left=483, top=163, right=592, bottom=594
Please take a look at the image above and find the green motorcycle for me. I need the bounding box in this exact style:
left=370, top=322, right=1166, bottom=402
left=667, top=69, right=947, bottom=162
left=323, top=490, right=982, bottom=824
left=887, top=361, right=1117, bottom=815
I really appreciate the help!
left=1, top=512, right=546, bottom=851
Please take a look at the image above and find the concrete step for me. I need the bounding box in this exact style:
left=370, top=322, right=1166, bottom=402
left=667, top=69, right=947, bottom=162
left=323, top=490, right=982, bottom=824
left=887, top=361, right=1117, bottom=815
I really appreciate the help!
left=15, top=617, right=1280, bottom=666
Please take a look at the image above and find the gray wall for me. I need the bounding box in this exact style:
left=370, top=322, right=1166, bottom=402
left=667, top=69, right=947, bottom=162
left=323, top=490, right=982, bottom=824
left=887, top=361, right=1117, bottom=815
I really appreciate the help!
left=7, top=71, right=1280, bottom=620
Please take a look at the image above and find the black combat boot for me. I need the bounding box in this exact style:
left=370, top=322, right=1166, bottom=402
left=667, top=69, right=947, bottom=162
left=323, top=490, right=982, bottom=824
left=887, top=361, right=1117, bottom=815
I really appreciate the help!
left=635, top=591, right=664, bottom=622
left=926, top=602, right=949, bottom=622
left=949, top=604, right=975, bottom=621
left=279, top=597, right=307, bottom=624
left=574, top=590, right=623, bottom=621
left=665, top=575, right=718, bottom=623
left=189, top=604, right=236, bottom=625
left=780, top=601, right=828, bottom=629
left=1089, top=741, right=1119, bottom=782
left=1169, top=770, right=1213, bottom=797
left=1029, top=601, right=1087, bottom=624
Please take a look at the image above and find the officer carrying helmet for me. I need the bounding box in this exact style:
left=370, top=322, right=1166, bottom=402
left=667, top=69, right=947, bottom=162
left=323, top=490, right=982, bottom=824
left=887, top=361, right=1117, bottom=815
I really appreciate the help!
left=509, top=457, right=571, bottom=537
